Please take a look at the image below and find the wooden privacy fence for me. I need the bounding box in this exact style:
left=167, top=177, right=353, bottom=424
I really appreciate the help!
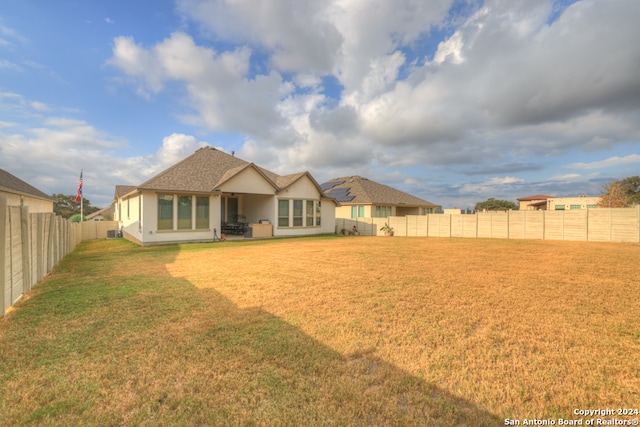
left=1, top=194, right=119, bottom=317
left=337, top=207, right=640, bottom=243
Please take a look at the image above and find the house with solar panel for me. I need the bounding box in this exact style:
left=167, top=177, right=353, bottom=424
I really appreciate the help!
left=321, top=176, right=440, bottom=220
left=114, top=147, right=337, bottom=245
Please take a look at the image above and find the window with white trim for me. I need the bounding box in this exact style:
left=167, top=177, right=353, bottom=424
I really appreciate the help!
left=278, top=200, right=289, bottom=227
left=293, top=200, right=303, bottom=226
left=158, top=194, right=174, bottom=230
left=375, top=205, right=392, bottom=217
left=178, top=196, right=192, bottom=229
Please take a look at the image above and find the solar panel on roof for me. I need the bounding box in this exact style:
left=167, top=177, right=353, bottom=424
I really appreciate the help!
left=320, top=180, right=345, bottom=191
left=327, top=187, right=355, bottom=202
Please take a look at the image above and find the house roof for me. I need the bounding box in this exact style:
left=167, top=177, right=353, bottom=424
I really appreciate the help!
left=137, top=147, right=251, bottom=193
left=517, top=195, right=554, bottom=201
left=0, top=169, right=54, bottom=201
left=120, top=146, right=330, bottom=198
left=86, top=204, right=115, bottom=220
left=114, top=185, right=137, bottom=200
left=321, top=176, right=439, bottom=208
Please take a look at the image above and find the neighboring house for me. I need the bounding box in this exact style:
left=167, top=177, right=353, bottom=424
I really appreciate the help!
left=322, top=176, right=440, bottom=219
left=517, top=195, right=554, bottom=210
left=547, top=195, right=601, bottom=210
left=517, top=194, right=601, bottom=210
left=0, top=169, right=54, bottom=213
left=86, top=205, right=115, bottom=221
left=114, top=147, right=336, bottom=245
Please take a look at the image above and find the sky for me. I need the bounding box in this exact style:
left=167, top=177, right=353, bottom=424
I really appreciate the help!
left=1, top=0, right=639, bottom=209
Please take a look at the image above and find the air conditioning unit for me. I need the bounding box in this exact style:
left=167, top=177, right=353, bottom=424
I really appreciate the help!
left=107, top=229, right=118, bottom=239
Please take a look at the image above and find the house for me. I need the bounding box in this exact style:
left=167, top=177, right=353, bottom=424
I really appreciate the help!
left=86, top=205, right=115, bottom=221
left=547, top=195, right=601, bottom=210
left=0, top=169, right=54, bottom=213
left=321, top=176, right=440, bottom=219
left=517, top=195, right=554, bottom=210
left=517, top=194, right=601, bottom=211
left=114, top=147, right=336, bottom=245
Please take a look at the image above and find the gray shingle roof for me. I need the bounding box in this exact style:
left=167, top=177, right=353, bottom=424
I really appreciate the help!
left=122, top=147, right=327, bottom=197
left=137, top=147, right=251, bottom=193
left=0, top=169, right=54, bottom=201
left=86, top=204, right=115, bottom=219
left=114, top=185, right=137, bottom=200
left=322, top=176, right=439, bottom=207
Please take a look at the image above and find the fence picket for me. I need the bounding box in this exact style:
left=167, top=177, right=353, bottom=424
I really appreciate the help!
left=1, top=204, right=119, bottom=317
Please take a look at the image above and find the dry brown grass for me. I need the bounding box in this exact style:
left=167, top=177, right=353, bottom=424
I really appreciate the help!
left=166, top=237, right=640, bottom=419
left=1, top=236, right=639, bottom=425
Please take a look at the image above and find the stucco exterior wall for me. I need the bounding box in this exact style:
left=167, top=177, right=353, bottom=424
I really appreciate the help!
left=271, top=175, right=336, bottom=237
left=120, top=192, right=221, bottom=246
left=0, top=192, right=53, bottom=213
left=242, top=194, right=273, bottom=223
left=548, top=196, right=601, bottom=210
left=335, top=204, right=402, bottom=219
left=219, top=168, right=276, bottom=195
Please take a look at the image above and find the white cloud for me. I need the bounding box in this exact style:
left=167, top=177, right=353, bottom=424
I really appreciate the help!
left=0, top=59, right=21, bottom=71
left=30, top=101, right=50, bottom=112
left=567, top=154, right=640, bottom=170
left=156, top=133, right=208, bottom=165
left=103, top=0, right=640, bottom=205
left=108, top=32, right=285, bottom=137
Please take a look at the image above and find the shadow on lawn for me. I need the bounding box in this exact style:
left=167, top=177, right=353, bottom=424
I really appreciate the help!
left=153, top=248, right=502, bottom=426
left=0, top=240, right=502, bottom=426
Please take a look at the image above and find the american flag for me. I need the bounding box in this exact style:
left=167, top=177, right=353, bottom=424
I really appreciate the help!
left=75, top=170, right=83, bottom=203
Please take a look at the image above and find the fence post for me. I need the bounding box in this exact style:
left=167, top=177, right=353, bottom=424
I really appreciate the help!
left=20, top=206, right=31, bottom=294
left=585, top=208, right=589, bottom=241
left=47, top=213, right=55, bottom=273
left=475, top=212, right=478, bottom=238
left=36, top=214, right=44, bottom=284
left=0, top=195, right=7, bottom=316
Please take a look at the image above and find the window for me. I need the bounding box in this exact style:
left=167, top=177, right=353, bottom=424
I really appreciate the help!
left=196, top=197, right=209, bottom=229
left=306, top=200, right=314, bottom=226
left=570, top=205, right=581, bottom=210
left=555, top=205, right=565, bottom=210
left=315, top=201, right=321, bottom=226
left=587, top=204, right=598, bottom=209
left=293, top=200, right=303, bottom=226
left=375, top=206, right=391, bottom=217
left=177, top=196, right=192, bottom=229
left=280, top=199, right=321, bottom=228
left=351, top=206, right=364, bottom=218
left=421, top=208, right=433, bottom=215
left=158, top=194, right=173, bottom=230
left=278, top=200, right=289, bottom=227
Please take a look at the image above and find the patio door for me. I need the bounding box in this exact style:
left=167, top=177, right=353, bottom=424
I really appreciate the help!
left=221, top=197, right=238, bottom=223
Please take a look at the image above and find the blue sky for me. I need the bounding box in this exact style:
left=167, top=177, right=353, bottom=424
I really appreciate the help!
left=1, top=0, right=639, bottom=208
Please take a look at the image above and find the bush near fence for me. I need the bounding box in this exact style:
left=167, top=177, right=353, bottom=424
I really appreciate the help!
left=1, top=194, right=119, bottom=316
left=337, top=207, right=640, bottom=243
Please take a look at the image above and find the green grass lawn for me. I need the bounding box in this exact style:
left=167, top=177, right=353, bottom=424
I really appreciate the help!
left=1, top=237, right=639, bottom=426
